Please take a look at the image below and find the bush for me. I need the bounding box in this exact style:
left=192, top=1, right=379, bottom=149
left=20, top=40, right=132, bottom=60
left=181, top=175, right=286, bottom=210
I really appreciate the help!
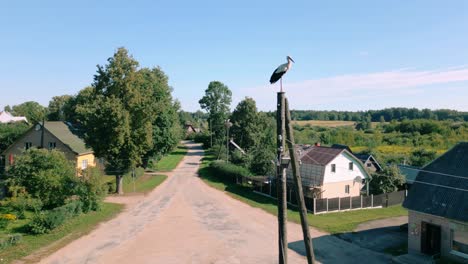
left=6, top=149, right=77, bottom=209
left=209, top=160, right=252, bottom=183
left=0, top=233, right=22, bottom=249
left=75, top=167, right=107, bottom=212
left=1, top=185, right=43, bottom=218
left=27, top=200, right=83, bottom=234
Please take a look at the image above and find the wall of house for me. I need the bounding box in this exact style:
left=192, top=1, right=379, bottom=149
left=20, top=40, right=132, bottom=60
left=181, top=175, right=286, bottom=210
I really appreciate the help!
left=323, top=152, right=367, bottom=184
left=76, top=153, right=96, bottom=170
left=321, top=179, right=362, bottom=199
left=408, top=210, right=468, bottom=262
left=3, top=127, right=77, bottom=168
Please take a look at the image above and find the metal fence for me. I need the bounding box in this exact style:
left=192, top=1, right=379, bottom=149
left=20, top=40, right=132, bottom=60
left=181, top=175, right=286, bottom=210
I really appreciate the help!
left=253, top=181, right=407, bottom=214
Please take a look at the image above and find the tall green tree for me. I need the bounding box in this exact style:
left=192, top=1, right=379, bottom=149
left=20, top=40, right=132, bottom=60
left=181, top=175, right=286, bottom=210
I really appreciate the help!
left=47, top=95, right=73, bottom=121
left=230, top=97, right=260, bottom=151
left=198, top=81, right=232, bottom=144
left=76, top=48, right=154, bottom=194
left=10, top=101, right=46, bottom=122
left=229, top=97, right=276, bottom=175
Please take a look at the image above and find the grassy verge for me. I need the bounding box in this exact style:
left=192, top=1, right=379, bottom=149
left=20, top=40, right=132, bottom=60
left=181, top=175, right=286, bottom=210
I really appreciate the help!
left=199, top=152, right=408, bottom=234
left=104, top=174, right=167, bottom=194
left=154, top=144, right=188, bottom=171
left=0, top=202, right=124, bottom=263
left=123, top=174, right=167, bottom=193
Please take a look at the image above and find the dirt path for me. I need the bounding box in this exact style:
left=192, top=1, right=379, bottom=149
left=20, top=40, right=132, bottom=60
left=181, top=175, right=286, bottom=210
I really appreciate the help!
left=39, top=142, right=392, bottom=264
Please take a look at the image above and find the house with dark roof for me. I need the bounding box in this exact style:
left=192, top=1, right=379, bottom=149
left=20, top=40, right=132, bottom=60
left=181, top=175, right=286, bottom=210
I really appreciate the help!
left=330, top=144, right=382, bottom=172
left=402, top=142, right=468, bottom=262
left=1, top=121, right=96, bottom=172
left=287, top=144, right=371, bottom=199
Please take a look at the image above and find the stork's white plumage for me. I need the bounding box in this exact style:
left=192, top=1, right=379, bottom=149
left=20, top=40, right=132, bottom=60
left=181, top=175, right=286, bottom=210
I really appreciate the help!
left=269, top=56, right=294, bottom=84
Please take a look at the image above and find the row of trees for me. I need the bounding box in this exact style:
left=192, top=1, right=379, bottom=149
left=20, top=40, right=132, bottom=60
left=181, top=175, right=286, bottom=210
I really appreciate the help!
left=290, top=108, right=468, bottom=122
left=197, top=81, right=276, bottom=176
left=2, top=48, right=183, bottom=194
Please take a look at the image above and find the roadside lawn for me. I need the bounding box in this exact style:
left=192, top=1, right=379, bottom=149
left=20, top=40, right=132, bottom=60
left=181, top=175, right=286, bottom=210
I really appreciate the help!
left=104, top=174, right=167, bottom=195
left=154, top=144, right=188, bottom=171
left=0, top=202, right=123, bottom=264
left=199, top=153, right=408, bottom=234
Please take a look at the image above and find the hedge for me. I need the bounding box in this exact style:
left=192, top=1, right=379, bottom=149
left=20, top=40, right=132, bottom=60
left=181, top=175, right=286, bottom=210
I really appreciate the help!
left=209, top=161, right=251, bottom=183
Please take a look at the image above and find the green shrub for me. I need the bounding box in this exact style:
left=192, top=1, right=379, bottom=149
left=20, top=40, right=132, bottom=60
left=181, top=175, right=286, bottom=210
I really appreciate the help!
left=2, top=185, right=43, bottom=218
left=209, top=161, right=252, bottom=183
left=0, top=233, right=23, bottom=249
left=27, top=200, right=83, bottom=234
left=76, top=167, right=107, bottom=212
left=6, top=149, right=77, bottom=209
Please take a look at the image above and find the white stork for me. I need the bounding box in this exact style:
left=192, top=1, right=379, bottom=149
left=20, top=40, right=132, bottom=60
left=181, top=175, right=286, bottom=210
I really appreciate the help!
left=269, top=56, right=295, bottom=91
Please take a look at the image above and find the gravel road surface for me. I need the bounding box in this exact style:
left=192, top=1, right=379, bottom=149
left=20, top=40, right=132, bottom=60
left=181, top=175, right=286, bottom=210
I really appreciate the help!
left=39, top=142, right=391, bottom=264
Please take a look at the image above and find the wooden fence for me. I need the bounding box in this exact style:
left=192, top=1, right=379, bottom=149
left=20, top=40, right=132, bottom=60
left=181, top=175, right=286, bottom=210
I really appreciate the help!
left=252, top=179, right=407, bottom=214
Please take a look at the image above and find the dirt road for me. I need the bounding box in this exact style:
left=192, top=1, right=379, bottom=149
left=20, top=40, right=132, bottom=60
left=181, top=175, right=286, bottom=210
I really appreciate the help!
left=39, top=142, right=391, bottom=264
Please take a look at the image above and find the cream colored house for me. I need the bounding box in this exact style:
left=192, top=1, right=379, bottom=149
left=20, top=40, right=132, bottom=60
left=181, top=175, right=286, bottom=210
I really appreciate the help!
left=287, top=144, right=370, bottom=199
left=1, top=121, right=96, bottom=172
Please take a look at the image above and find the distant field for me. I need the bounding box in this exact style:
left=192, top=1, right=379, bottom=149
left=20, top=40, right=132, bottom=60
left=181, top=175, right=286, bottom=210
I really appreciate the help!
left=292, top=120, right=356, bottom=127
left=292, top=120, right=383, bottom=128
left=351, top=145, right=447, bottom=155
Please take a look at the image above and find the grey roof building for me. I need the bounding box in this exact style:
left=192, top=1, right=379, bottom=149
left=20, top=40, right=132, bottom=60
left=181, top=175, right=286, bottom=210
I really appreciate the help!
left=401, top=142, right=468, bottom=262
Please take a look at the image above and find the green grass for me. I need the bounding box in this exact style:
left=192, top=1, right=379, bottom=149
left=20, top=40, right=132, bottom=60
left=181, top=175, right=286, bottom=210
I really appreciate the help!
left=199, top=152, right=408, bottom=234
left=103, top=174, right=167, bottom=194
left=154, top=145, right=188, bottom=171
left=122, top=174, right=167, bottom=193
left=0, top=203, right=124, bottom=264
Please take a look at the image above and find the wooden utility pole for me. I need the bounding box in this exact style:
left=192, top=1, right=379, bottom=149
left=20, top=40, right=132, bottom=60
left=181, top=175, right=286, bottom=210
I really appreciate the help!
left=277, top=92, right=287, bottom=264
left=285, top=98, right=316, bottom=264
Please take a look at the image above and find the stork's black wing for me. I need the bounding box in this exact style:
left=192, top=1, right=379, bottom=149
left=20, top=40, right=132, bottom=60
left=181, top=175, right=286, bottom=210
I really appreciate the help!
left=270, top=69, right=284, bottom=84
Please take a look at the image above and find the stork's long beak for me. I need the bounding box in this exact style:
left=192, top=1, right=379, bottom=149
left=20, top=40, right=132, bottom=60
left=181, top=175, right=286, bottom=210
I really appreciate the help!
left=288, top=56, right=295, bottom=63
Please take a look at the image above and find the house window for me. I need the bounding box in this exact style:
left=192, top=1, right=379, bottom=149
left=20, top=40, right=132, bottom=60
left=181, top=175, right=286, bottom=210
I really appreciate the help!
left=451, top=229, right=468, bottom=256
left=345, top=185, right=350, bottom=194
left=81, top=159, right=88, bottom=170
left=48, top=142, right=56, bottom=150
left=331, top=164, right=336, bottom=173
left=24, top=142, right=32, bottom=150
left=349, top=162, right=354, bottom=171
left=367, top=163, right=372, bottom=167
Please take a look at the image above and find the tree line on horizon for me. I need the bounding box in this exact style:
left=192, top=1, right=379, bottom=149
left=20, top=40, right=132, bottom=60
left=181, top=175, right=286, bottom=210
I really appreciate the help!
left=289, top=108, right=468, bottom=122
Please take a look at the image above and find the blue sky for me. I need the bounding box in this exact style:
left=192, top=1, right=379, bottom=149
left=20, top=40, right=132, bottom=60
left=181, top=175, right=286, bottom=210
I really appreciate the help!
left=1, top=0, right=468, bottom=112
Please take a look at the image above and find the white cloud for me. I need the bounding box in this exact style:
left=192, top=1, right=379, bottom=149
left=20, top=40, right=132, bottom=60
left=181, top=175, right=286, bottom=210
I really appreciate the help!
left=238, top=66, right=468, bottom=111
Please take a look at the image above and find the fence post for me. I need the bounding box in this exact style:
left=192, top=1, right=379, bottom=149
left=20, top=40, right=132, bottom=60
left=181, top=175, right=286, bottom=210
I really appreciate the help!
left=350, top=196, right=352, bottom=209
left=313, top=198, right=316, bottom=214
left=405, top=189, right=408, bottom=197
left=338, top=197, right=341, bottom=211
left=371, top=194, right=374, bottom=207
left=326, top=198, right=329, bottom=212
left=361, top=195, right=363, bottom=208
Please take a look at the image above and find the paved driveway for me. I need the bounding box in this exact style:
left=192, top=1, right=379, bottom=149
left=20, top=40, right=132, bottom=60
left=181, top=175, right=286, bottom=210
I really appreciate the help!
left=39, top=142, right=392, bottom=264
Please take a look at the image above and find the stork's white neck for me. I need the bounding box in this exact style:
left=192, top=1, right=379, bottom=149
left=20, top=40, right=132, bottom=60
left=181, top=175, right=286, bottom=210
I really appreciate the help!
left=287, top=58, right=293, bottom=68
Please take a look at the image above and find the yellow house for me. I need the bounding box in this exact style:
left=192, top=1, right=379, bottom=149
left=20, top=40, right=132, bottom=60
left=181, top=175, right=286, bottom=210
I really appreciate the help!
left=1, top=121, right=96, bottom=172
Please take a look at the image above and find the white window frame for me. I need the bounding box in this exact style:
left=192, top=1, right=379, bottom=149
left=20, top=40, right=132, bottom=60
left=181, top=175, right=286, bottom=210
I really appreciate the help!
left=349, top=162, right=354, bottom=171
left=81, top=159, right=88, bottom=170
